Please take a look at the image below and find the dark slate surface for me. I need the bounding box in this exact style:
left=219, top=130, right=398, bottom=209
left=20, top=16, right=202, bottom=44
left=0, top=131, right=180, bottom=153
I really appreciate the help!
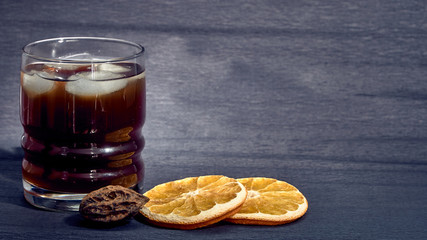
left=1, top=0, right=427, bottom=239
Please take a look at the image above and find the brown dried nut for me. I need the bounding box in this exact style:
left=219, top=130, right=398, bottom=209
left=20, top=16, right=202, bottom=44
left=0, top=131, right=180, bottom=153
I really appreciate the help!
left=79, top=185, right=149, bottom=223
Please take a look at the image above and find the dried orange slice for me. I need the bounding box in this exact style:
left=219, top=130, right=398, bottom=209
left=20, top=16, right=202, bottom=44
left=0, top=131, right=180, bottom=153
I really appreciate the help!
left=225, top=177, right=308, bottom=225
left=139, top=175, right=247, bottom=229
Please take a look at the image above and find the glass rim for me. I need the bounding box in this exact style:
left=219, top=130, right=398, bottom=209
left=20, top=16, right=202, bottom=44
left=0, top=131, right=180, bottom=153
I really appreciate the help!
left=22, top=37, right=144, bottom=64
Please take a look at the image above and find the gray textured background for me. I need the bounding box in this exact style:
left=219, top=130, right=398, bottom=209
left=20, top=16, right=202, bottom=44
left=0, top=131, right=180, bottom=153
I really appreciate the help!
left=1, top=0, right=427, bottom=239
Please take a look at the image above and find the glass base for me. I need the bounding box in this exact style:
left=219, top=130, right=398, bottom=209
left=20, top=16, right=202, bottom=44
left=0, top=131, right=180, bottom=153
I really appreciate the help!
left=23, top=180, right=87, bottom=211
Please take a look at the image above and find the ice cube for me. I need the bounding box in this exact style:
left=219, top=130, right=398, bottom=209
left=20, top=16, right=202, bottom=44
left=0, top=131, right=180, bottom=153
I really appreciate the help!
left=22, top=72, right=55, bottom=95
left=35, top=63, right=92, bottom=81
left=65, top=70, right=127, bottom=96
left=45, top=63, right=83, bottom=71
left=97, top=63, right=130, bottom=73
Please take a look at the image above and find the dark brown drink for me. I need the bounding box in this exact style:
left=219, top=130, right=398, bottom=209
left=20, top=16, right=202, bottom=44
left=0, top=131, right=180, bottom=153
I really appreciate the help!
left=20, top=62, right=145, bottom=193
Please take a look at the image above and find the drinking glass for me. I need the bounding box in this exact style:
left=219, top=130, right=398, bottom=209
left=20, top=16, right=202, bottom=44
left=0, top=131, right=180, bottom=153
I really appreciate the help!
left=20, top=37, right=145, bottom=211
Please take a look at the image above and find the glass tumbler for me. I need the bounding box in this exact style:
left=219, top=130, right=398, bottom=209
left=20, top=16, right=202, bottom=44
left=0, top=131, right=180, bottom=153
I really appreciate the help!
left=20, top=37, right=145, bottom=211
